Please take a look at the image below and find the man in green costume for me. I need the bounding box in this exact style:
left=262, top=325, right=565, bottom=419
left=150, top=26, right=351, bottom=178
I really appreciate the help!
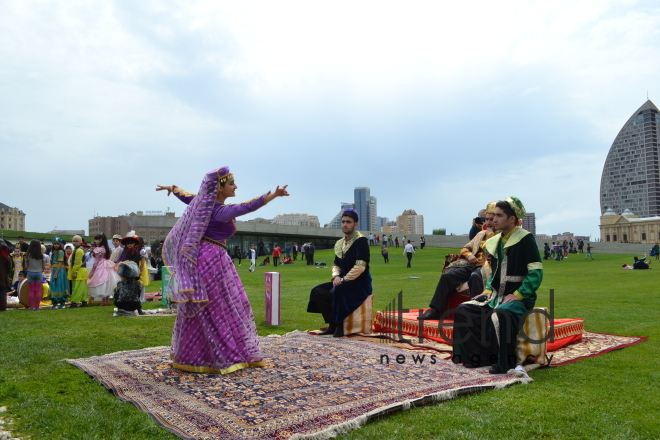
left=452, top=197, right=543, bottom=374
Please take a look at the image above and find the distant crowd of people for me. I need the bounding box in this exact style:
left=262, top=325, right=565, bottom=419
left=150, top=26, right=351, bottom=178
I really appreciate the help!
left=0, top=233, right=161, bottom=313
left=542, top=239, right=592, bottom=261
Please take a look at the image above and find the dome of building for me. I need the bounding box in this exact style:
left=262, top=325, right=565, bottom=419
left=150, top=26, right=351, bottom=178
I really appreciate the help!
left=603, top=207, right=617, bottom=216
left=622, top=208, right=635, bottom=216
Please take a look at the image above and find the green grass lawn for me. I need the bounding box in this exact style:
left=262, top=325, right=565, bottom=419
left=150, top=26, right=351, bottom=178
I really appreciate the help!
left=0, top=247, right=658, bottom=439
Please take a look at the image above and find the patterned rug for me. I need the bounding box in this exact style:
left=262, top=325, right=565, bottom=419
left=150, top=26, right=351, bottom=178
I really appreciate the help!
left=67, top=331, right=532, bottom=440
left=547, top=331, right=647, bottom=366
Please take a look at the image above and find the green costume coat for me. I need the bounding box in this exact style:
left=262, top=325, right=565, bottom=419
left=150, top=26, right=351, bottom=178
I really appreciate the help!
left=453, top=227, right=543, bottom=372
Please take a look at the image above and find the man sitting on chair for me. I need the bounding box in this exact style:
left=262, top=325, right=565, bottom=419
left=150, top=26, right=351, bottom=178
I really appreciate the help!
left=307, top=208, right=372, bottom=337
left=453, top=197, right=543, bottom=374
left=418, top=201, right=498, bottom=321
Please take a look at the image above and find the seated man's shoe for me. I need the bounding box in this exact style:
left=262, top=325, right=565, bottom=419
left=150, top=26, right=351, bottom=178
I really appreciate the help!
left=488, top=366, right=505, bottom=374
left=318, top=325, right=337, bottom=336
left=464, top=363, right=481, bottom=369
left=418, top=308, right=441, bottom=321
left=333, top=326, right=345, bottom=338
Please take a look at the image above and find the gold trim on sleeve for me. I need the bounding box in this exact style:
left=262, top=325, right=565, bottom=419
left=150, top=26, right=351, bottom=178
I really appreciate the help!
left=173, top=186, right=197, bottom=197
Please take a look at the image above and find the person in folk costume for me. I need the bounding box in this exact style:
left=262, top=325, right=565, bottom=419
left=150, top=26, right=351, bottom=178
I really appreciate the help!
left=418, top=201, right=498, bottom=321
left=63, top=243, right=73, bottom=263
left=156, top=167, right=289, bottom=374
left=452, top=197, right=543, bottom=374
left=109, top=234, right=123, bottom=263
left=307, top=208, right=372, bottom=337
left=0, top=239, right=12, bottom=312
left=113, top=261, right=143, bottom=316
left=137, top=236, right=151, bottom=297
left=67, top=235, right=89, bottom=308
left=116, top=235, right=144, bottom=314
left=12, top=246, right=24, bottom=284
left=24, top=239, right=46, bottom=310
left=49, top=237, right=69, bottom=309
left=87, top=233, right=119, bottom=306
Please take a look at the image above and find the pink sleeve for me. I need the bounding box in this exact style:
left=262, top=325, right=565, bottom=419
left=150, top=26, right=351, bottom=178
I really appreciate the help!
left=92, top=247, right=105, bottom=270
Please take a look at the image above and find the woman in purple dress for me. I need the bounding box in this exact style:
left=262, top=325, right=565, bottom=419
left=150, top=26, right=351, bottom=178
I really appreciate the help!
left=156, top=167, right=289, bottom=374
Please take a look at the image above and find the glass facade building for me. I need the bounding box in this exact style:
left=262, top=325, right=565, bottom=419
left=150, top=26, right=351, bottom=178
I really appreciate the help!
left=600, top=100, right=660, bottom=217
left=354, top=187, right=371, bottom=231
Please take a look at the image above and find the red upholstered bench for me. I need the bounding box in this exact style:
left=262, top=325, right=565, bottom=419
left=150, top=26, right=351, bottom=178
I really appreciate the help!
left=373, top=309, right=584, bottom=365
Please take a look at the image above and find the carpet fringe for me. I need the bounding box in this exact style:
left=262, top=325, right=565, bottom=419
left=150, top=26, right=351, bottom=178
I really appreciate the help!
left=289, top=414, right=368, bottom=440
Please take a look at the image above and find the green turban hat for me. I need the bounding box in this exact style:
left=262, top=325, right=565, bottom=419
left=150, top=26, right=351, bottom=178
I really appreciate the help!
left=505, top=196, right=526, bottom=220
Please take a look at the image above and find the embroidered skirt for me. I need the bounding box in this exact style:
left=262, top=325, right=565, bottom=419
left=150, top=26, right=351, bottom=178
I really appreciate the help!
left=170, top=241, right=263, bottom=374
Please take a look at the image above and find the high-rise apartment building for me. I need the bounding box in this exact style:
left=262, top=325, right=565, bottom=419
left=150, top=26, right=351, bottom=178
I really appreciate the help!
left=353, top=187, right=378, bottom=231
left=522, top=212, right=536, bottom=235
left=354, top=187, right=371, bottom=231
left=600, top=100, right=660, bottom=217
left=273, top=213, right=320, bottom=227
left=396, top=209, right=424, bottom=234
left=368, top=196, right=378, bottom=231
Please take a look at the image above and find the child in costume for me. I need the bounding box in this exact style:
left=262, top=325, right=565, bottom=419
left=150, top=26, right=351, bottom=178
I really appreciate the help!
left=116, top=236, right=144, bottom=314
left=88, top=233, right=119, bottom=306
left=138, top=236, right=151, bottom=298
left=113, top=261, right=142, bottom=316
left=49, top=237, right=69, bottom=309
left=12, top=247, right=23, bottom=283
left=10, top=271, right=26, bottom=296
left=109, top=234, right=123, bottom=263
left=24, top=240, right=45, bottom=310
left=64, top=244, right=73, bottom=263
left=67, top=235, right=89, bottom=307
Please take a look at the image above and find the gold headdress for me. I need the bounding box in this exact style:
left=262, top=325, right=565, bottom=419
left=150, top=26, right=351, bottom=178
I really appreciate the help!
left=485, top=201, right=498, bottom=214
left=217, top=167, right=234, bottom=185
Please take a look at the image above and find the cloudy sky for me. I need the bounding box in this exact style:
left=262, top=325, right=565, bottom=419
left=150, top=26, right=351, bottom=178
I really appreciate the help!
left=3, top=0, right=660, bottom=238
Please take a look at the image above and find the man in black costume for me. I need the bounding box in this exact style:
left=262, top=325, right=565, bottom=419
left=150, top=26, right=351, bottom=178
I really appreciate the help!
left=307, top=208, right=372, bottom=337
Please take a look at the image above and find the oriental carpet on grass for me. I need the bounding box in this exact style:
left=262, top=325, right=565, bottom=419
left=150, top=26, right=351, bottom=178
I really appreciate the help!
left=67, top=331, right=533, bottom=440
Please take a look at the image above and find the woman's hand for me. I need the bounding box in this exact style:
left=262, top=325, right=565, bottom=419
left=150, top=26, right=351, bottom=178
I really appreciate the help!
left=265, top=185, right=290, bottom=204
left=156, top=185, right=173, bottom=196
left=274, top=185, right=289, bottom=197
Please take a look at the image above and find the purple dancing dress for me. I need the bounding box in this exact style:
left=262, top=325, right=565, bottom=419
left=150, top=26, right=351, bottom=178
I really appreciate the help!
left=166, top=169, right=267, bottom=374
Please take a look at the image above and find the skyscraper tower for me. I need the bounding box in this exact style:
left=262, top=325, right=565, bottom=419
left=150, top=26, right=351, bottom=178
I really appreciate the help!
left=354, top=187, right=371, bottom=231
left=522, top=212, right=536, bottom=235
left=368, top=196, right=378, bottom=231
left=600, top=100, right=660, bottom=217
